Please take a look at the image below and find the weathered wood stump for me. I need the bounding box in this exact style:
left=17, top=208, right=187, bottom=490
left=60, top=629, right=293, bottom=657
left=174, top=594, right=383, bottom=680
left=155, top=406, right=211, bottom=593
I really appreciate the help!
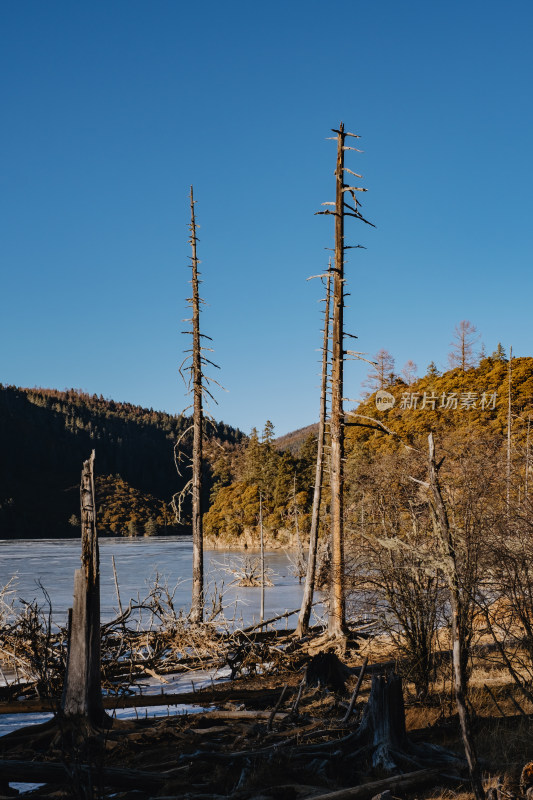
left=354, top=672, right=409, bottom=771
left=306, top=651, right=352, bottom=693
left=61, top=450, right=108, bottom=729
left=352, top=672, right=463, bottom=774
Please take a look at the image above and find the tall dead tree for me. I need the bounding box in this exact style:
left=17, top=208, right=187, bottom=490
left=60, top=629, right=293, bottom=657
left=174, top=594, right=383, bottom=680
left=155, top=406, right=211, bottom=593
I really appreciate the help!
left=426, top=433, right=485, bottom=800
left=506, top=345, right=513, bottom=513
left=526, top=414, right=531, bottom=500
left=189, top=186, right=204, bottom=623
left=61, top=450, right=106, bottom=726
left=295, top=269, right=331, bottom=637
left=317, top=122, right=373, bottom=640
left=176, top=186, right=220, bottom=624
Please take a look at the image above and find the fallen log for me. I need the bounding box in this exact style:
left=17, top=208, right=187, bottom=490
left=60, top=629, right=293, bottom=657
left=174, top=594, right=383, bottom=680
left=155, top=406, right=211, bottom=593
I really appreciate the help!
left=239, top=608, right=302, bottom=634
left=0, top=698, right=58, bottom=714
left=303, top=767, right=447, bottom=800
left=0, top=684, right=290, bottom=715
left=0, top=758, right=167, bottom=791
left=199, top=709, right=289, bottom=722
left=1, top=691, right=204, bottom=715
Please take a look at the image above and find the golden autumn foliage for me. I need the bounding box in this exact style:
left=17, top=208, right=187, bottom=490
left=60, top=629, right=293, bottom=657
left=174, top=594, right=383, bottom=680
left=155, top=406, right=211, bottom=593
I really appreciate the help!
left=95, top=475, right=171, bottom=536
left=204, top=424, right=315, bottom=545
left=345, top=356, right=533, bottom=458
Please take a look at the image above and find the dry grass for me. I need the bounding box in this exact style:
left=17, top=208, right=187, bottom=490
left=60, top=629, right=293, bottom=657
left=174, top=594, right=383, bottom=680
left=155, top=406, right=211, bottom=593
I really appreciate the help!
left=341, top=630, right=533, bottom=800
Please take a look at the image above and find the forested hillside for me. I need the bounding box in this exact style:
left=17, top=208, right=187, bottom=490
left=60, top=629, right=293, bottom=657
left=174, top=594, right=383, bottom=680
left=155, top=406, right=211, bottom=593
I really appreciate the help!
left=274, top=422, right=318, bottom=455
left=2, top=354, right=531, bottom=541
left=205, top=354, right=533, bottom=546
left=205, top=421, right=318, bottom=546
left=346, top=354, right=533, bottom=451
left=0, top=386, right=244, bottom=538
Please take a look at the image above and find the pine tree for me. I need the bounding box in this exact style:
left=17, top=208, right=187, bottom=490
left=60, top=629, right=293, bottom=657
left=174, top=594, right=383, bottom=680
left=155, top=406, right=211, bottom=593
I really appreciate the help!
left=243, top=428, right=262, bottom=486
left=427, top=361, right=440, bottom=377
left=491, top=342, right=507, bottom=361
left=297, top=432, right=318, bottom=502
left=144, top=518, right=158, bottom=536
left=262, top=420, right=275, bottom=445
left=260, top=428, right=280, bottom=508
left=273, top=451, right=296, bottom=511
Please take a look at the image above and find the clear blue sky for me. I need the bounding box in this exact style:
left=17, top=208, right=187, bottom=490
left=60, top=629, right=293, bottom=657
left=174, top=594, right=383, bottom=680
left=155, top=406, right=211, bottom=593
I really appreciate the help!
left=1, top=1, right=532, bottom=437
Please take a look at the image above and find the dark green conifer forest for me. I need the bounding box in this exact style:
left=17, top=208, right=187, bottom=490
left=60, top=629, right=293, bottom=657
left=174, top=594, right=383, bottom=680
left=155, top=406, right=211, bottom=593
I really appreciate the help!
left=0, top=385, right=244, bottom=538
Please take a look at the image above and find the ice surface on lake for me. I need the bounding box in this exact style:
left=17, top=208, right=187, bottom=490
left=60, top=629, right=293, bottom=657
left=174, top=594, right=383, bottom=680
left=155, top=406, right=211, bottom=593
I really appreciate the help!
left=0, top=536, right=322, bottom=628
left=0, top=537, right=324, bottom=744
left=0, top=711, right=54, bottom=737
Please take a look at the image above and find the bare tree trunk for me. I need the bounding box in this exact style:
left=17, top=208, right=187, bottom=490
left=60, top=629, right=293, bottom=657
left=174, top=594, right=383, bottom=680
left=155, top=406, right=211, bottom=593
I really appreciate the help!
left=61, top=450, right=106, bottom=725
left=506, top=346, right=513, bottom=515
left=296, top=271, right=331, bottom=637
left=189, top=185, right=204, bottom=624
left=526, top=414, right=530, bottom=500
left=293, top=473, right=300, bottom=541
left=328, top=123, right=347, bottom=640
left=427, top=433, right=484, bottom=800
left=260, top=492, right=265, bottom=625
left=317, top=122, right=372, bottom=640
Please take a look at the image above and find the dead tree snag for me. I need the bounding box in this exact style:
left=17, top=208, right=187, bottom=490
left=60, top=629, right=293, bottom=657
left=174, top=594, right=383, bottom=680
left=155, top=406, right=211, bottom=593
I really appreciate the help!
left=316, top=122, right=374, bottom=641
left=189, top=185, right=204, bottom=623
left=351, top=672, right=463, bottom=774
left=296, top=268, right=331, bottom=637
left=427, top=433, right=485, bottom=800
left=61, top=450, right=106, bottom=726
left=355, top=672, right=409, bottom=771
left=176, top=186, right=221, bottom=624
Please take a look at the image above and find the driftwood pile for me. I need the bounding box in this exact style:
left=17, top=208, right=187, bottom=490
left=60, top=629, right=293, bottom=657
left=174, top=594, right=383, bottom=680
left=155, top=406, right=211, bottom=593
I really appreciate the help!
left=0, top=593, right=306, bottom=707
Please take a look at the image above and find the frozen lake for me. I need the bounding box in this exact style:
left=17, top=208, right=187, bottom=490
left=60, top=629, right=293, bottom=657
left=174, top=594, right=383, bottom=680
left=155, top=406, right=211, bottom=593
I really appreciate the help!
left=0, top=535, right=323, bottom=630
left=0, top=535, right=324, bottom=769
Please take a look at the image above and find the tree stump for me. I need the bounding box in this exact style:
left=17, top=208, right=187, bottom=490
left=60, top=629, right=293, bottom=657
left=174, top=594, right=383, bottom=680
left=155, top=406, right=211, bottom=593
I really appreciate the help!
left=61, top=450, right=108, bottom=728
left=355, top=673, right=408, bottom=772
left=306, top=651, right=352, bottom=693
left=352, top=672, right=463, bottom=774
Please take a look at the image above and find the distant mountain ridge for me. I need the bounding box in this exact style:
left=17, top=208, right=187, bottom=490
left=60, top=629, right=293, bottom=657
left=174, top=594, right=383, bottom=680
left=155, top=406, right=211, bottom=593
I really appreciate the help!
left=0, top=386, right=244, bottom=539
left=274, top=422, right=319, bottom=455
